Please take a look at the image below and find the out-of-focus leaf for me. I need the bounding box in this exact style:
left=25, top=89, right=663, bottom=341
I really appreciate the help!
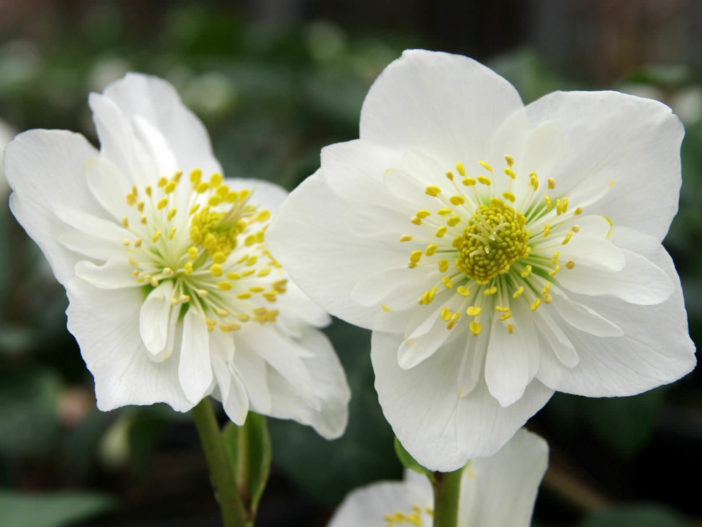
left=62, top=410, right=111, bottom=480
left=0, top=491, right=116, bottom=527
left=0, top=370, right=61, bottom=459
left=269, top=319, right=401, bottom=505
left=578, top=503, right=688, bottom=527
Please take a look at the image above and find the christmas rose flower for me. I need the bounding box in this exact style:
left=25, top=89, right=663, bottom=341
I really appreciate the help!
left=267, top=50, right=696, bottom=469
left=328, top=428, right=548, bottom=527
left=6, top=73, right=349, bottom=438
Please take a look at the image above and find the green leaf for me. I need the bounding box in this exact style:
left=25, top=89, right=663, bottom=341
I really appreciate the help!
left=0, top=491, right=116, bottom=527
left=221, top=412, right=271, bottom=515
left=394, top=437, right=434, bottom=482
left=578, top=504, right=688, bottom=527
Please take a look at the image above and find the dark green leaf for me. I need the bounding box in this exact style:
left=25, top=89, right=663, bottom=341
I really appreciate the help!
left=0, top=491, right=116, bottom=527
left=578, top=504, right=688, bottom=527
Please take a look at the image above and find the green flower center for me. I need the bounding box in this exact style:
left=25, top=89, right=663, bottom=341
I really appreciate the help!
left=454, top=198, right=530, bottom=284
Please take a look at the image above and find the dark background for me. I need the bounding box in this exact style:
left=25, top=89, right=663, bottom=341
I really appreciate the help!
left=0, top=1, right=700, bottom=526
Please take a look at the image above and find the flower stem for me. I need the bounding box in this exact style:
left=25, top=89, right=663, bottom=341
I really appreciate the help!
left=431, top=467, right=463, bottom=527
left=191, top=398, right=251, bottom=527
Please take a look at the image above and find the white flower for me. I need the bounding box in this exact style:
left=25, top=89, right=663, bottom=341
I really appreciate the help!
left=267, top=50, right=697, bottom=469
left=328, top=429, right=548, bottom=527
left=6, top=73, right=350, bottom=439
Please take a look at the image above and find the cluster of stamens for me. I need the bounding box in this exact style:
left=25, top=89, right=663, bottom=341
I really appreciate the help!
left=392, top=154, right=612, bottom=336
left=383, top=505, right=433, bottom=526
left=121, top=169, right=286, bottom=333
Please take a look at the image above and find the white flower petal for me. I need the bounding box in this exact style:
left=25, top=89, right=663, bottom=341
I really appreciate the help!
left=53, top=202, right=127, bottom=242
left=209, top=331, right=250, bottom=425
left=457, top=327, right=488, bottom=398
left=372, top=331, right=553, bottom=471
left=227, top=177, right=288, bottom=213
left=100, top=73, right=222, bottom=175
left=534, top=309, right=579, bottom=368
left=267, top=170, right=406, bottom=329
left=397, top=305, right=453, bottom=370
left=66, top=278, right=191, bottom=411
left=485, top=308, right=538, bottom=408
left=557, top=248, right=673, bottom=305
left=554, top=236, right=625, bottom=272
left=85, top=156, right=131, bottom=221
left=234, top=344, right=272, bottom=415
left=58, top=230, right=119, bottom=261
left=328, top=472, right=432, bottom=527
left=526, top=90, right=683, bottom=242
left=360, top=50, right=524, bottom=167
left=179, top=309, right=213, bottom=404
left=5, top=130, right=100, bottom=284
left=539, top=246, right=696, bottom=396
left=459, top=429, right=548, bottom=527
left=139, top=282, right=175, bottom=358
left=550, top=287, right=623, bottom=337
left=75, top=256, right=141, bottom=289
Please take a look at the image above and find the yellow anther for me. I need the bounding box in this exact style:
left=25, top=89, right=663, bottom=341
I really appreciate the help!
left=520, top=265, right=532, bottom=278
left=241, top=269, right=255, bottom=277
left=184, top=262, right=193, bottom=275
left=543, top=223, right=550, bottom=237
left=604, top=216, right=613, bottom=239
left=210, top=264, right=223, bottom=277
left=445, top=171, right=454, bottom=181
left=399, top=235, right=412, bottom=242
left=131, top=269, right=139, bottom=277
left=217, top=281, right=232, bottom=291
left=477, top=176, right=492, bottom=186
left=435, top=225, right=447, bottom=238
left=208, top=196, right=222, bottom=207
left=441, top=276, right=453, bottom=289
left=137, top=201, right=144, bottom=212
left=236, top=314, right=251, bottom=322
left=210, top=173, right=223, bottom=186
left=188, top=247, right=198, bottom=260
left=145, top=185, right=152, bottom=197
left=425, top=244, right=438, bottom=256
left=566, top=260, right=575, bottom=269
left=438, top=258, right=449, bottom=272
left=249, top=286, right=265, bottom=293
left=544, top=293, right=553, bottom=304
left=544, top=195, right=553, bottom=209
left=440, top=307, right=452, bottom=321
left=189, top=204, right=200, bottom=215
left=121, top=216, right=129, bottom=228
left=197, top=289, right=208, bottom=297
left=128, top=257, right=139, bottom=266
left=212, top=252, right=226, bottom=264
left=226, top=272, right=241, bottom=280
left=495, top=305, right=510, bottom=313
left=257, top=209, right=271, bottom=222
left=529, top=172, right=539, bottom=190
left=446, top=216, right=461, bottom=227
left=508, top=323, right=514, bottom=334
left=196, top=182, right=209, bottom=193
left=157, top=198, right=168, bottom=210
left=562, top=232, right=573, bottom=245
left=164, top=181, right=176, bottom=194
left=457, top=285, right=471, bottom=297
left=502, top=191, right=516, bottom=202
left=462, top=177, right=477, bottom=186
left=483, top=286, right=497, bottom=295
left=167, top=208, right=177, bottom=221
left=548, top=178, right=556, bottom=189
left=410, top=216, right=422, bottom=225
left=416, top=209, right=431, bottom=218
left=152, top=231, right=162, bottom=242
left=121, top=239, right=130, bottom=247
left=548, top=265, right=560, bottom=276
left=157, top=176, right=168, bottom=188
left=236, top=292, right=252, bottom=300
left=466, top=306, right=481, bottom=316
left=447, top=312, right=460, bottom=330
left=168, top=227, right=176, bottom=240
left=437, top=208, right=452, bottom=215
left=409, top=250, right=423, bottom=262
left=574, top=207, right=583, bottom=216
left=257, top=268, right=271, bottom=277
left=512, top=286, right=525, bottom=298
left=505, top=155, right=514, bottom=167
left=449, top=195, right=465, bottom=206
left=189, top=169, right=202, bottom=183
left=572, top=224, right=580, bottom=232
left=479, top=160, right=493, bottom=172
left=500, top=312, right=512, bottom=321
left=425, top=185, right=441, bottom=197
left=126, top=194, right=136, bottom=206
left=246, top=256, right=258, bottom=266
left=530, top=298, right=541, bottom=311
left=542, top=281, right=552, bottom=294
left=469, top=321, right=482, bottom=336
left=552, top=251, right=559, bottom=265
left=456, top=161, right=466, bottom=176
left=504, top=168, right=516, bottom=179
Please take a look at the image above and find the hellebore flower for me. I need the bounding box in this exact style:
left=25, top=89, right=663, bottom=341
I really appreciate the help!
left=6, top=73, right=349, bottom=438
left=328, top=429, right=548, bottom=527
left=267, top=50, right=696, bottom=469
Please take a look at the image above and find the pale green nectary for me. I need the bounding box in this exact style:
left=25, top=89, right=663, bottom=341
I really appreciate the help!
left=328, top=429, right=548, bottom=527
left=267, top=49, right=697, bottom=470
left=5, top=73, right=350, bottom=439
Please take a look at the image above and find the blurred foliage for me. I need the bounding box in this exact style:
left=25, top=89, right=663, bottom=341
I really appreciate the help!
left=0, top=3, right=699, bottom=526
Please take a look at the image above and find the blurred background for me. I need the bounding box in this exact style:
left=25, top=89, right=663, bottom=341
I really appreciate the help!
left=0, top=1, right=700, bottom=526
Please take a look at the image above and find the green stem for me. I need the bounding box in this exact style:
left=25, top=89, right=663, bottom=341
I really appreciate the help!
left=432, top=468, right=463, bottom=527
left=191, top=398, right=251, bottom=527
